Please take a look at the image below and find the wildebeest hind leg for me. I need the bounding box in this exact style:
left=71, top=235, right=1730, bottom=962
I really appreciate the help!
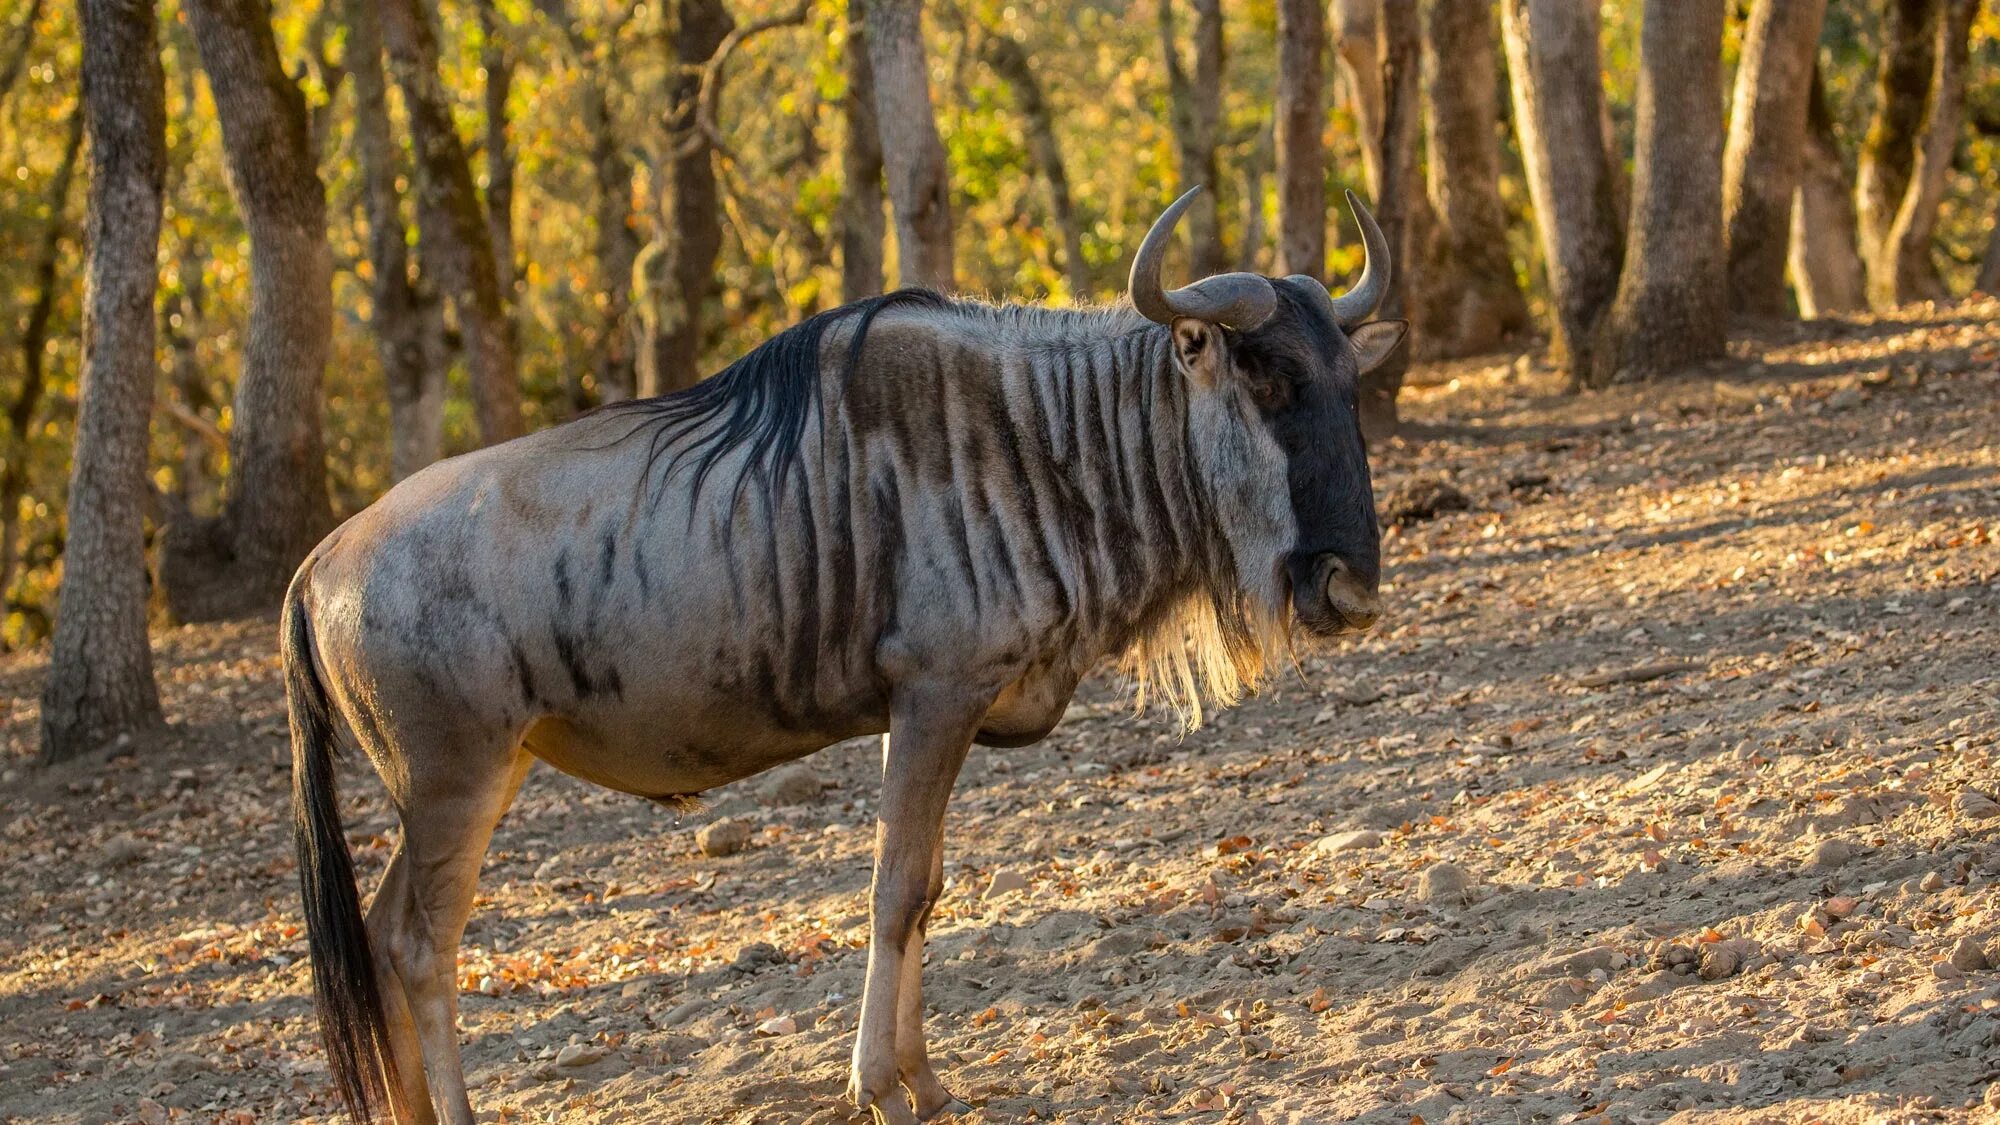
left=895, top=838, right=973, bottom=1119
left=365, top=847, right=442, bottom=1124
left=372, top=744, right=533, bottom=1125
left=849, top=692, right=981, bottom=1124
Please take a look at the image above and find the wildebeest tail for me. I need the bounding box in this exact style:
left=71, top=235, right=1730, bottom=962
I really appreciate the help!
left=286, top=561, right=399, bottom=1121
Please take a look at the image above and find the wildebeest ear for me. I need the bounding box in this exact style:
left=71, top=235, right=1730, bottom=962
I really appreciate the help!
left=1348, top=319, right=1408, bottom=373
left=1170, top=318, right=1224, bottom=387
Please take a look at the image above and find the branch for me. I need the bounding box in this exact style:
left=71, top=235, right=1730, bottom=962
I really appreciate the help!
left=0, top=0, right=45, bottom=110
left=156, top=396, right=230, bottom=456
left=671, top=2, right=809, bottom=162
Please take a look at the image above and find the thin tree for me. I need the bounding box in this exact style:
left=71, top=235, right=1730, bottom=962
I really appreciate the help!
left=841, top=0, right=885, bottom=301
left=1499, top=0, right=1623, bottom=381
left=380, top=0, right=524, bottom=442
left=1420, top=0, right=1528, bottom=356
left=977, top=26, right=1090, bottom=298
left=1158, top=0, right=1225, bottom=277
left=1331, top=0, right=1384, bottom=196
left=866, top=0, right=953, bottom=289
left=1, top=104, right=83, bottom=609
left=348, top=0, right=445, bottom=475
left=43, top=0, right=167, bottom=762
left=1722, top=0, right=1829, bottom=318
left=1274, top=0, right=1325, bottom=278
left=1856, top=0, right=1938, bottom=297
left=1877, top=0, right=1979, bottom=307
left=1789, top=64, right=1868, bottom=316
left=1358, top=0, right=1421, bottom=438
left=1591, top=0, right=1727, bottom=385
left=163, top=0, right=335, bottom=622
left=1979, top=202, right=2000, bottom=295
left=639, top=0, right=732, bottom=394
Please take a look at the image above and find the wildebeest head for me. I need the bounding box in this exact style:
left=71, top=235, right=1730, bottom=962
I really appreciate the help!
left=1130, top=187, right=1404, bottom=640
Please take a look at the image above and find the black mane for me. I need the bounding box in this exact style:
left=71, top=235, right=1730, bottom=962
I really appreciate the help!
left=596, top=288, right=946, bottom=509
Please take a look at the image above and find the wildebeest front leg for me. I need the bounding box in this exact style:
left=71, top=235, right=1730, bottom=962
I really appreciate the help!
left=893, top=836, right=972, bottom=1118
left=848, top=693, right=980, bottom=1123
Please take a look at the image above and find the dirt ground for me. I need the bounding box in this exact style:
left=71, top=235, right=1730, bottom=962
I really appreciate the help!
left=3, top=301, right=1999, bottom=1125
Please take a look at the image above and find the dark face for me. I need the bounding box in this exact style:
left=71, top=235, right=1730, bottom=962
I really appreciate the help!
left=1228, top=282, right=1383, bottom=637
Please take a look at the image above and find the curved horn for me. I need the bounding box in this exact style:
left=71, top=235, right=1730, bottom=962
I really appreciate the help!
left=1326, top=189, right=1390, bottom=327
left=1129, top=186, right=1278, bottom=329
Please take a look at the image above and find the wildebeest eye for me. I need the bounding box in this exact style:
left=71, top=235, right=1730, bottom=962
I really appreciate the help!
left=1248, top=376, right=1287, bottom=409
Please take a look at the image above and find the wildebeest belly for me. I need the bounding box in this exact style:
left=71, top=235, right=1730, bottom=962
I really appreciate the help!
left=520, top=704, right=882, bottom=803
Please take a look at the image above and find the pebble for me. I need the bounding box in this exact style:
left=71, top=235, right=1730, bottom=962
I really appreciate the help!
left=1934, top=960, right=1966, bottom=981
left=1951, top=937, right=1991, bottom=973
left=754, top=1015, right=798, bottom=1036
left=1953, top=791, right=2000, bottom=820
left=696, top=817, right=753, bottom=858
left=985, top=868, right=1029, bottom=899
left=756, top=763, right=824, bottom=807
left=103, top=834, right=146, bottom=867
left=1416, top=862, right=1470, bottom=906
left=1810, top=839, right=1854, bottom=869
left=554, top=1043, right=605, bottom=1068
left=1921, top=872, right=1946, bottom=892
left=1318, top=829, right=1383, bottom=853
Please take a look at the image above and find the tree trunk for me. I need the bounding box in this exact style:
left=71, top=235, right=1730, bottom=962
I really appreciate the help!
left=43, top=0, right=167, bottom=762
left=1789, top=64, right=1868, bottom=316
left=1358, top=0, right=1421, bottom=439
left=866, top=0, right=953, bottom=290
left=1978, top=205, right=2000, bottom=295
left=476, top=0, right=516, bottom=307
left=1499, top=0, right=1623, bottom=381
left=1274, top=0, right=1326, bottom=279
left=1159, top=0, right=1225, bottom=277
left=1419, top=0, right=1528, bottom=356
left=1877, top=0, right=1978, bottom=308
left=840, top=0, right=885, bottom=301
left=1331, top=0, right=1384, bottom=197
left=347, top=0, right=445, bottom=477
left=380, top=0, right=523, bottom=441
left=163, top=0, right=334, bottom=622
left=1856, top=0, right=1938, bottom=298
left=0, top=0, right=45, bottom=111
left=584, top=73, right=638, bottom=404
left=1590, top=0, right=1727, bottom=385
left=637, top=0, right=732, bottom=395
left=0, top=103, right=82, bottom=608
left=1237, top=119, right=1272, bottom=273
left=978, top=27, right=1089, bottom=298
left=1722, top=0, right=1828, bottom=319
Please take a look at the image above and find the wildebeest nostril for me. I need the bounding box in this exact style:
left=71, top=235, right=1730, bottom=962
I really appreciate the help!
left=1322, top=557, right=1381, bottom=629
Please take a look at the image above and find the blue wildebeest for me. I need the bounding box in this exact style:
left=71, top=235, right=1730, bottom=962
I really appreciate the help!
left=287, top=187, right=1403, bottom=1123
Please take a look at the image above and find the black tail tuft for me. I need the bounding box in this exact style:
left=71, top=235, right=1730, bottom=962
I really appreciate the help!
left=286, top=563, right=400, bottom=1121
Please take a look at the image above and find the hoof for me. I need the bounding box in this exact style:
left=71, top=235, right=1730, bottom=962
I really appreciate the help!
left=919, top=1097, right=974, bottom=1120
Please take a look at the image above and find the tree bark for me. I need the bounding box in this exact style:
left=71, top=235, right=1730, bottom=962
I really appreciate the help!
left=978, top=27, right=1089, bottom=298
left=0, top=0, right=45, bottom=110
left=476, top=0, right=516, bottom=307
left=348, top=0, right=445, bottom=476
left=1159, top=0, right=1225, bottom=277
left=840, top=0, right=885, bottom=301
left=1856, top=0, right=1938, bottom=297
left=1877, top=0, right=1978, bottom=307
left=163, top=0, right=335, bottom=622
left=1722, top=0, right=1828, bottom=319
left=0, top=103, right=83, bottom=609
left=1590, top=0, right=1727, bottom=385
left=1331, top=0, right=1384, bottom=197
left=43, top=0, right=166, bottom=762
left=1274, top=0, right=1325, bottom=279
left=866, top=0, right=953, bottom=290
left=1499, top=0, right=1623, bottom=381
left=1979, top=203, right=2000, bottom=295
left=1420, top=0, right=1528, bottom=356
left=1358, top=0, right=1421, bottom=439
left=380, top=0, right=523, bottom=441
left=583, top=70, right=638, bottom=403
left=1789, top=64, right=1868, bottom=316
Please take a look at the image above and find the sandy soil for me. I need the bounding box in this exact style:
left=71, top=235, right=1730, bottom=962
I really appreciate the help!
left=3, top=301, right=1999, bottom=1125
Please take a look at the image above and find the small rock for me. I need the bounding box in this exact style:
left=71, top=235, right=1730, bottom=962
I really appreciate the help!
left=1416, top=862, right=1470, bottom=906
left=1810, top=839, right=1854, bottom=869
left=731, top=941, right=785, bottom=973
left=1825, top=385, right=1865, bottom=411
left=1698, top=944, right=1741, bottom=981
left=1384, top=477, right=1471, bottom=526
left=103, top=834, right=146, bottom=867
left=1921, top=871, right=1946, bottom=892
left=1530, top=977, right=1593, bottom=1010
left=1954, top=791, right=2000, bottom=820
left=1317, top=829, right=1383, bottom=853
left=1950, top=937, right=1991, bottom=973
left=1933, top=960, right=1966, bottom=981
left=985, top=868, right=1029, bottom=900
left=754, top=1015, right=798, bottom=1037
left=756, top=763, right=824, bottom=807
left=554, top=1043, right=605, bottom=1068
left=695, top=817, right=753, bottom=858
